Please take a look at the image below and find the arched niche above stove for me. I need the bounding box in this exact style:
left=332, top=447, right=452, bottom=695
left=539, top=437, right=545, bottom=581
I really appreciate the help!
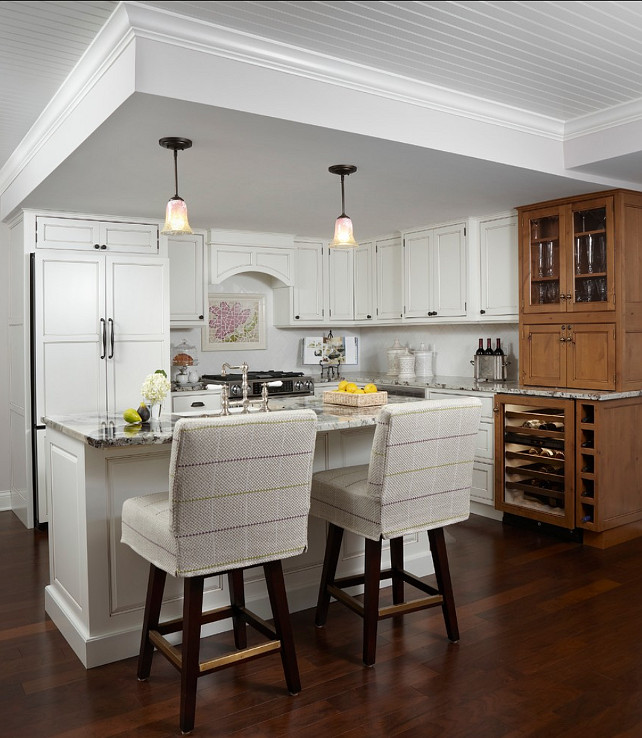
left=208, top=229, right=295, bottom=286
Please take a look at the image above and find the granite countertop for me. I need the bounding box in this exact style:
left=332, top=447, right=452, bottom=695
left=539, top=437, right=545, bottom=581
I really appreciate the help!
left=332, top=373, right=642, bottom=401
left=43, top=393, right=421, bottom=449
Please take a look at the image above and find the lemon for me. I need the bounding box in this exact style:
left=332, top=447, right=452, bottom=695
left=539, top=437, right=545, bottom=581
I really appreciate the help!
left=345, top=382, right=358, bottom=394
left=354, top=388, right=365, bottom=394
left=337, top=380, right=348, bottom=392
left=364, top=383, right=378, bottom=393
left=123, top=408, right=142, bottom=424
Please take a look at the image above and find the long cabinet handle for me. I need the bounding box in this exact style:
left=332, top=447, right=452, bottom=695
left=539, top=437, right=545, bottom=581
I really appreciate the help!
left=108, top=318, right=115, bottom=359
left=100, top=318, right=106, bottom=359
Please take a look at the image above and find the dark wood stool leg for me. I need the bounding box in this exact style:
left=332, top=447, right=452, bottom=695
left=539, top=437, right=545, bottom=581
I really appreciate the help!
left=264, top=560, right=301, bottom=695
left=137, top=564, right=166, bottom=680
left=428, top=527, right=459, bottom=642
left=228, top=569, right=247, bottom=649
left=315, top=523, right=344, bottom=627
left=363, top=537, right=383, bottom=666
left=180, top=576, right=204, bottom=735
left=389, top=536, right=404, bottom=605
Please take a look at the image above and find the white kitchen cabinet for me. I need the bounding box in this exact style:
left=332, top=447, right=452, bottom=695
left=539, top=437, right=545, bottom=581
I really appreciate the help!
left=273, top=239, right=325, bottom=325
left=34, top=251, right=170, bottom=419
left=426, top=388, right=497, bottom=513
left=478, top=214, right=518, bottom=318
left=167, top=230, right=206, bottom=326
left=327, top=247, right=354, bottom=322
left=375, top=235, right=403, bottom=320
left=403, top=222, right=467, bottom=319
left=354, top=240, right=375, bottom=321
left=36, top=215, right=159, bottom=254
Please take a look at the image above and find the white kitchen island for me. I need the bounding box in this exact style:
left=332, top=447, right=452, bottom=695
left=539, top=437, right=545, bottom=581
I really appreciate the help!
left=43, top=394, right=433, bottom=668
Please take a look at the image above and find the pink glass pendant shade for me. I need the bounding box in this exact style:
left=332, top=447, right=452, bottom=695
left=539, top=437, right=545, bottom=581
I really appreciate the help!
left=162, top=196, right=192, bottom=235
left=330, top=214, right=357, bottom=248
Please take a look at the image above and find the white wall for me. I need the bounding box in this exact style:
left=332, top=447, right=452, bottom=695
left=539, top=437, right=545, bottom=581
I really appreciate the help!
left=351, top=323, right=518, bottom=379
left=0, top=222, right=11, bottom=508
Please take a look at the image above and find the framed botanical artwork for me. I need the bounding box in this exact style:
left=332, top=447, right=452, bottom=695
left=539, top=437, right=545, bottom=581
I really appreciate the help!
left=202, top=293, right=267, bottom=351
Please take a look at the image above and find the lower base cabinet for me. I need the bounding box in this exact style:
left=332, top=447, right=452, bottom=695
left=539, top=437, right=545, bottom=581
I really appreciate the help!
left=494, top=393, right=642, bottom=547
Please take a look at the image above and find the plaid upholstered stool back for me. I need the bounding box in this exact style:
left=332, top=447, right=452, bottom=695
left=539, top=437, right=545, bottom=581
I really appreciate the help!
left=168, top=409, right=318, bottom=577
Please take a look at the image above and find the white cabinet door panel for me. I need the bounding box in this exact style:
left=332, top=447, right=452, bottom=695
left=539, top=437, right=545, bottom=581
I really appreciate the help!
left=328, top=248, right=354, bottom=321
left=168, top=232, right=205, bottom=324
left=354, top=241, right=374, bottom=321
left=108, top=339, right=169, bottom=414
left=294, top=242, right=324, bottom=321
left=479, top=215, right=518, bottom=317
left=404, top=230, right=431, bottom=318
left=433, top=224, right=467, bottom=317
left=41, top=343, right=106, bottom=417
left=107, top=259, right=168, bottom=338
left=376, top=236, right=403, bottom=320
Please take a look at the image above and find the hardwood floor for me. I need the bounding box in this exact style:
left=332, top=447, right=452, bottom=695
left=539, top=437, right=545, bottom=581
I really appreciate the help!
left=3, top=510, right=642, bottom=737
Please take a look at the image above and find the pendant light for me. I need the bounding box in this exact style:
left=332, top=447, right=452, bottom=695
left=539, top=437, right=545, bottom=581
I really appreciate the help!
left=328, top=164, right=358, bottom=248
left=159, top=136, right=193, bottom=235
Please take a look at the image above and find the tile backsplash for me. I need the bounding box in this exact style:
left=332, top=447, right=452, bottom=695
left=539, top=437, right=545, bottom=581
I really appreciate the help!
left=172, top=273, right=518, bottom=380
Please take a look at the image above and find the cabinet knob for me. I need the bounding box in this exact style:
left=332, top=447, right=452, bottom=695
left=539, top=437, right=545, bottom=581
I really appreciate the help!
left=480, top=309, right=486, bottom=314
left=294, top=315, right=300, bottom=320
left=94, top=243, right=100, bottom=249
left=198, top=315, right=204, bottom=320
left=100, top=244, right=107, bottom=250
left=366, top=314, right=372, bottom=319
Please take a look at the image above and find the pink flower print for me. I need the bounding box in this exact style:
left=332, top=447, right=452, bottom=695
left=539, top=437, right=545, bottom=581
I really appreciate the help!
left=210, top=301, right=251, bottom=341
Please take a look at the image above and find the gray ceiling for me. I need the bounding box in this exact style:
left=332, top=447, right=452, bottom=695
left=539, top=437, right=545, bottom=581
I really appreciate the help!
left=3, top=1, right=642, bottom=238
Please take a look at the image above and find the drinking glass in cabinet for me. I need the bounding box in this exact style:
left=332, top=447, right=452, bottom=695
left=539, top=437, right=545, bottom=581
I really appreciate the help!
left=593, top=233, right=606, bottom=273
left=574, top=237, right=588, bottom=275
left=544, top=241, right=555, bottom=277
left=545, top=282, right=559, bottom=303
left=597, top=277, right=607, bottom=302
left=574, top=210, right=587, bottom=233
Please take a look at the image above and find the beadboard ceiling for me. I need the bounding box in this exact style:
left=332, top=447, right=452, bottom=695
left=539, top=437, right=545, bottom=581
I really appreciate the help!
left=4, top=1, right=642, bottom=235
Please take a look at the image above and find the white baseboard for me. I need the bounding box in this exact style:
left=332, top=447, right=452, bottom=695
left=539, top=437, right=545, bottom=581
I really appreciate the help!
left=0, top=490, right=11, bottom=512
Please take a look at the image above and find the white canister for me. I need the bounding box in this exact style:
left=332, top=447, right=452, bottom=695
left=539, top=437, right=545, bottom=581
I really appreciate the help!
left=414, top=343, right=434, bottom=377
left=386, top=338, right=406, bottom=376
left=397, top=351, right=416, bottom=380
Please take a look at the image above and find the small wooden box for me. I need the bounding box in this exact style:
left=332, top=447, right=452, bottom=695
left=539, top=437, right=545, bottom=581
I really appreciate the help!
left=323, top=390, right=388, bottom=407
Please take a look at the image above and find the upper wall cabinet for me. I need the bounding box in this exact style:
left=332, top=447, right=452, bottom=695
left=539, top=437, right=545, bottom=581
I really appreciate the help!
left=166, top=230, right=206, bottom=326
left=36, top=215, right=159, bottom=254
left=353, top=240, right=375, bottom=321
left=403, top=222, right=467, bottom=320
left=478, top=214, right=518, bottom=319
left=209, top=229, right=295, bottom=285
left=327, top=247, right=354, bottom=322
left=273, top=239, right=325, bottom=325
left=375, top=235, right=403, bottom=320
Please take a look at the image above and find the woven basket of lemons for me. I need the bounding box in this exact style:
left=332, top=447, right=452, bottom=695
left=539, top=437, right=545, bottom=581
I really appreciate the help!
left=323, top=381, right=388, bottom=407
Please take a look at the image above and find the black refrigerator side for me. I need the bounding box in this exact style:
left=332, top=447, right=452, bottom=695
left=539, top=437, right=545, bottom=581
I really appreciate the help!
left=29, top=253, right=47, bottom=529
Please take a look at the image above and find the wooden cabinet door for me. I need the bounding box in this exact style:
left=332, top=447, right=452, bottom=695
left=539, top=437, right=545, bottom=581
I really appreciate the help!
left=566, top=323, right=616, bottom=390
left=520, top=206, right=567, bottom=315
left=566, top=197, right=615, bottom=314
left=520, top=324, right=565, bottom=387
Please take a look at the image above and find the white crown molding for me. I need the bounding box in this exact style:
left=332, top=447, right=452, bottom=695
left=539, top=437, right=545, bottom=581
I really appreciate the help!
left=565, top=96, right=642, bottom=140
left=126, top=2, right=564, bottom=141
left=0, top=5, right=138, bottom=201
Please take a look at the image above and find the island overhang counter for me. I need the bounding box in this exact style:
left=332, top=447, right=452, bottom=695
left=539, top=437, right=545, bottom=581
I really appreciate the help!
left=42, top=394, right=432, bottom=668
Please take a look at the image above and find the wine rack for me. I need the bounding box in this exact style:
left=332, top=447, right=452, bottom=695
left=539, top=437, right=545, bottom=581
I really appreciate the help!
left=577, top=402, right=596, bottom=529
left=495, top=395, right=575, bottom=529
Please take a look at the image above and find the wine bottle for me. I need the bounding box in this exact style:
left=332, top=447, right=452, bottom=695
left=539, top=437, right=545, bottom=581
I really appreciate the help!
left=493, top=339, right=504, bottom=356
left=484, top=338, right=493, bottom=355
left=581, top=513, right=593, bottom=523
left=476, top=339, right=484, bottom=355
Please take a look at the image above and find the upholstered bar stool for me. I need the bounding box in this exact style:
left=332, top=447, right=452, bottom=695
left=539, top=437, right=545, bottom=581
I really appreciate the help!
left=311, top=398, right=481, bottom=666
left=121, top=410, right=317, bottom=734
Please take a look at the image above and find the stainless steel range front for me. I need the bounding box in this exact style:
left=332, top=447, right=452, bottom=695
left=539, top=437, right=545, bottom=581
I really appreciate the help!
left=200, top=370, right=315, bottom=399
